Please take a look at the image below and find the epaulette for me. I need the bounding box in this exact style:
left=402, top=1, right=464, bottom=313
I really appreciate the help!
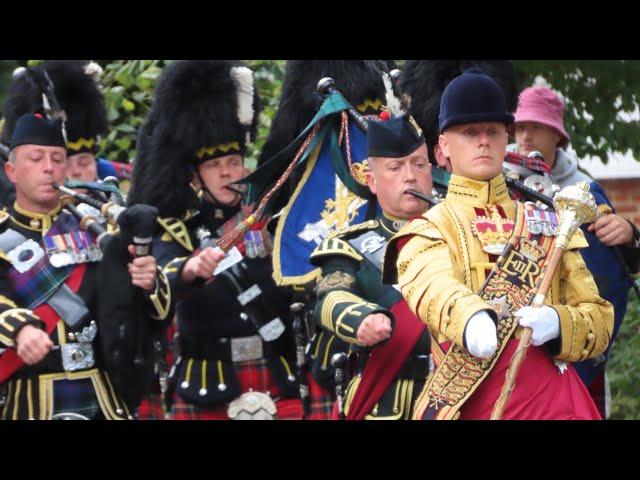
left=327, top=219, right=379, bottom=241
left=310, top=237, right=363, bottom=265
left=157, top=216, right=194, bottom=252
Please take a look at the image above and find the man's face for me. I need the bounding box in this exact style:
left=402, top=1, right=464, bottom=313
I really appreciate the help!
left=196, top=154, right=245, bottom=205
left=366, top=143, right=433, bottom=219
left=5, top=144, right=67, bottom=209
left=440, top=122, right=508, bottom=181
left=66, top=152, right=98, bottom=183
left=514, top=121, right=562, bottom=166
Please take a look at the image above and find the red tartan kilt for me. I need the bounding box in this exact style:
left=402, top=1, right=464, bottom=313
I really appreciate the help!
left=306, top=373, right=336, bottom=420
left=169, top=358, right=303, bottom=420
left=136, top=394, right=166, bottom=420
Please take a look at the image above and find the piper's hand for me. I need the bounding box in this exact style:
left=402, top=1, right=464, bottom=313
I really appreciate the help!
left=588, top=213, right=634, bottom=246
left=127, top=245, right=158, bottom=291
left=16, top=324, right=53, bottom=365
left=357, top=313, right=392, bottom=346
left=181, top=247, right=226, bottom=283
left=515, top=306, right=560, bottom=346
left=465, top=311, right=498, bottom=359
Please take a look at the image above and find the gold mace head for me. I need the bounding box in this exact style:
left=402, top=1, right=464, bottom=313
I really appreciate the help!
left=552, top=181, right=598, bottom=249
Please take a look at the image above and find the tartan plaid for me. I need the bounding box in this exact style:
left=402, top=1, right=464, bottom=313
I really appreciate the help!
left=306, top=373, right=335, bottom=420
left=136, top=324, right=178, bottom=420
left=169, top=358, right=303, bottom=420
left=504, top=151, right=552, bottom=175
left=8, top=212, right=80, bottom=309
left=136, top=393, right=167, bottom=420
left=136, top=325, right=178, bottom=420
left=52, top=377, right=101, bottom=419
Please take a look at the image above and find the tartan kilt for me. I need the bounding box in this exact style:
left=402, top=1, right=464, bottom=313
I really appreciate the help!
left=306, top=373, right=335, bottom=420
left=168, top=358, right=303, bottom=420
left=135, top=325, right=178, bottom=420
left=136, top=393, right=167, bottom=420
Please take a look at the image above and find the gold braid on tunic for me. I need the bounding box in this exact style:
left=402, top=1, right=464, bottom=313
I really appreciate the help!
left=383, top=173, right=613, bottom=364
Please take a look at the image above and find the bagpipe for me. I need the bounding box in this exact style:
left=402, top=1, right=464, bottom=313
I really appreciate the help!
left=54, top=181, right=126, bottom=229
left=52, top=180, right=167, bottom=409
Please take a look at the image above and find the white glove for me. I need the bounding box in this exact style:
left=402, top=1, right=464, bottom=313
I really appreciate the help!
left=464, top=310, right=498, bottom=359
left=515, top=306, right=560, bottom=346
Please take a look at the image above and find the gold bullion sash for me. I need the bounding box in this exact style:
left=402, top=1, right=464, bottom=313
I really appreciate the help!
left=413, top=203, right=557, bottom=420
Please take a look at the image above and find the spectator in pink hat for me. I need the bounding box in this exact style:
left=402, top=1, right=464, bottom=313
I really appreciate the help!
left=510, top=86, right=593, bottom=186
left=510, top=85, right=640, bottom=418
left=511, top=86, right=636, bottom=247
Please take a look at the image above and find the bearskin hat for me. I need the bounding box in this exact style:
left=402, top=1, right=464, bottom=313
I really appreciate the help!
left=257, top=60, right=391, bottom=167
left=399, top=60, right=519, bottom=161
left=1, top=60, right=107, bottom=154
left=127, top=60, right=261, bottom=219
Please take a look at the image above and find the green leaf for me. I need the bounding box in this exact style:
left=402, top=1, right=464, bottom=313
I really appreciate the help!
left=116, top=123, right=136, bottom=133
left=115, top=137, right=132, bottom=150
left=121, top=98, right=136, bottom=112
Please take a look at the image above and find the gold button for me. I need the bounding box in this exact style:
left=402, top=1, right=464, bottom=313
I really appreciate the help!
left=67, top=332, right=76, bottom=341
left=587, top=333, right=595, bottom=341
left=582, top=349, right=589, bottom=356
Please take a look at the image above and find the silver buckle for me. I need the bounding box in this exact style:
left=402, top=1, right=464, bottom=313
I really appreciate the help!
left=7, top=239, right=45, bottom=273
left=61, top=321, right=96, bottom=372
left=230, top=335, right=263, bottom=362
left=61, top=342, right=95, bottom=371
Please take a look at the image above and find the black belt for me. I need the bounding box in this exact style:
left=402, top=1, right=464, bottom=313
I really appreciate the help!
left=180, top=335, right=268, bottom=363
left=15, top=349, right=103, bottom=376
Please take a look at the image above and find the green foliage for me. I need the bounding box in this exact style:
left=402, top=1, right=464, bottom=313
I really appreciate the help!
left=98, top=60, right=168, bottom=163
left=608, top=290, right=640, bottom=419
left=244, top=60, right=286, bottom=170
left=513, top=61, right=640, bottom=163
left=98, top=60, right=284, bottom=170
